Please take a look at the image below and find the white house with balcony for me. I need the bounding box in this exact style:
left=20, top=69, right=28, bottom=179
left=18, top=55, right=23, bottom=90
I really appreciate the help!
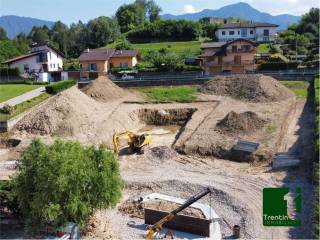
left=3, top=43, right=64, bottom=82
left=215, top=22, right=278, bottom=43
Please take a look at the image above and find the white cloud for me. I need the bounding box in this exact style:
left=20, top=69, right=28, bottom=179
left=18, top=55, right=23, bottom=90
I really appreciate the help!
left=183, top=4, right=196, bottom=13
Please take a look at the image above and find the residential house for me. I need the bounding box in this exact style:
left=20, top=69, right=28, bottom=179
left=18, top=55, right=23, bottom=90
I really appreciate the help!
left=200, top=39, right=257, bottom=73
left=3, top=43, right=64, bottom=82
left=215, top=22, right=278, bottom=42
left=78, top=48, right=139, bottom=78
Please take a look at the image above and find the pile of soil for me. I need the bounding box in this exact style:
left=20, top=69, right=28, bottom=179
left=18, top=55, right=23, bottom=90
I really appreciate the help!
left=15, top=87, right=102, bottom=136
left=118, top=199, right=205, bottom=219
left=215, top=111, right=267, bottom=136
left=81, top=76, right=125, bottom=102
left=146, top=146, right=177, bottom=161
left=200, top=74, right=295, bottom=102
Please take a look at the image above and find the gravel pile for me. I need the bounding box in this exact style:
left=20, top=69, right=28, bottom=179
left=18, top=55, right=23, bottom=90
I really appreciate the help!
left=200, top=74, right=295, bottom=102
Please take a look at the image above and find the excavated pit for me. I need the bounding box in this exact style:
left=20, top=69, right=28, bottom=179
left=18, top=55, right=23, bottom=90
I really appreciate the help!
left=138, top=108, right=197, bottom=126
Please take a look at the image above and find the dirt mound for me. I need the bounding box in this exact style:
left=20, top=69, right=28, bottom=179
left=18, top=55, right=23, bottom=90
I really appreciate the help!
left=118, top=199, right=205, bottom=219
left=215, top=111, right=267, bottom=136
left=200, top=74, right=295, bottom=102
left=81, top=76, right=125, bottom=102
left=146, top=146, right=177, bottom=161
left=16, top=87, right=102, bottom=136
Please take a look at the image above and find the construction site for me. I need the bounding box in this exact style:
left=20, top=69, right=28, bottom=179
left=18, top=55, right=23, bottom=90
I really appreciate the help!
left=0, top=74, right=315, bottom=239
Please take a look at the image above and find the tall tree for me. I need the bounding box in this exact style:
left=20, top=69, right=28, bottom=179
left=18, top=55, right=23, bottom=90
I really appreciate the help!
left=51, top=21, right=69, bottom=56
left=86, top=16, right=120, bottom=48
left=0, top=27, right=8, bottom=40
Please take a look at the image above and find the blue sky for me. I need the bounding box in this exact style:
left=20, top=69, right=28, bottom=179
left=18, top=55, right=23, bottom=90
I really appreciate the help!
left=0, top=0, right=318, bottom=24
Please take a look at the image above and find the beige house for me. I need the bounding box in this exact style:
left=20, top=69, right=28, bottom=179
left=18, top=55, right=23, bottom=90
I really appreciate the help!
left=200, top=39, right=256, bottom=74
left=79, top=48, right=139, bottom=78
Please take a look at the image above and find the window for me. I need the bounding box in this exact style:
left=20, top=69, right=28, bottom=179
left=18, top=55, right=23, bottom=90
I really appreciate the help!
left=250, top=30, right=254, bottom=34
left=49, top=52, right=52, bottom=59
left=263, top=29, right=269, bottom=36
left=229, top=30, right=235, bottom=35
left=222, top=31, right=226, bottom=35
left=238, top=31, right=240, bottom=35
left=23, top=64, right=29, bottom=72
left=89, top=63, right=97, bottom=71
left=218, top=56, right=223, bottom=64
left=242, top=45, right=251, bottom=51
left=120, top=62, right=129, bottom=68
left=232, top=45, right=237, bottom=53
left=53, top=64, right=55, bottom=68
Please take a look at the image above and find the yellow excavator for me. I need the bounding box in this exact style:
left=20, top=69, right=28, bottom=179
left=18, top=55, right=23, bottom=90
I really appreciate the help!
left=113, top=131, right=152, bottom=154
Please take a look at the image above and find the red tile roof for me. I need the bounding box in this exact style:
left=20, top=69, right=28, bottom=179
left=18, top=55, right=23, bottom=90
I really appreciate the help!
left=79, top=48, right=139, bottom=61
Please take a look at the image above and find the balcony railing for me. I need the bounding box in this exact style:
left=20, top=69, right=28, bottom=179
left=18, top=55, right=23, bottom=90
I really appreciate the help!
left=205, top=60, right=254, bottom=67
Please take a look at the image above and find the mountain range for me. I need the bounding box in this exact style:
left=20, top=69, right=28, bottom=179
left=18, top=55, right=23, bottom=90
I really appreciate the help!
left=0, top=15, right=54, bottom=39
left=0, top=2, right=301, bottom=39
left=161, top=2, right=301, bottom=30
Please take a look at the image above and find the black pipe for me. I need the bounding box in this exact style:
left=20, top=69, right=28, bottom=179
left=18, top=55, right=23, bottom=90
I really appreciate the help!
left=171, top=187, right=212, bottom=215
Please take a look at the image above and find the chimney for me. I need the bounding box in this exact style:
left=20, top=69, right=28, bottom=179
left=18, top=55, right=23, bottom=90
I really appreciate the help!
left=85, top=48, right=90, bottom=53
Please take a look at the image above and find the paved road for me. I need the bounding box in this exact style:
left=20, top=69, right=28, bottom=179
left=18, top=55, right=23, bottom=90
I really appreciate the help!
left=0, top=86, right=46, bottom=108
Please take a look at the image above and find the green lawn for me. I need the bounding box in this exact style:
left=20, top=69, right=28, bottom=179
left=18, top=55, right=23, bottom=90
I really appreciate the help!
left=0, top=84, right=42, bottom=103
left=139, top=86, right=198, bottom=102
left=281, top=80, right=309, bottom=99
left=108, top=40, right=203, bottom=58
left=0, top=93, right=51, bottom=121
left=257, top=43, right=271, bottom=54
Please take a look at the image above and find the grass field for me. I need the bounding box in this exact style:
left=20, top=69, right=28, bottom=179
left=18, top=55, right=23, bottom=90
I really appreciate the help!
left=0, top=84, right=42, bottom=103
left=257, top=43, right=271, bottom=54
left=107, top=40, right=203, bottom=58
left=0, top=93, right=51, bottom=121
left=281, top=80, right=309, bottom=99
left=139, top=86, right=198, bottom=102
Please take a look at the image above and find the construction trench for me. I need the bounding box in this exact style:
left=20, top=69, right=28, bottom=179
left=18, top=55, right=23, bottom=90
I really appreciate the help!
left=0, top=75, right=315, bottom=239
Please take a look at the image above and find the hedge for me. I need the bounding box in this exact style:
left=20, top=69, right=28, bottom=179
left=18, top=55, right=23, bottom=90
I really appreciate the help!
left=45, top=80, right=76, bottom=94
left=314, top=76, right=319, bottom=239
left=257, top=62, right=299, bottom=71
left=0, top=68, right=20, bottom=76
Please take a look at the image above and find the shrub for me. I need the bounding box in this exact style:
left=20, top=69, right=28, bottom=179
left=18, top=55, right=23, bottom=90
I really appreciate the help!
left=0, top=104, right=15, bottom=114
left=257, top=62, right=299, bottom=71
left=11, top=139, right=122, bottom=233
left=45, top=80, right=76, bottom=94
left=0, top=67, right=20, bottom=76
left=0, top=180, right=20, bottom=214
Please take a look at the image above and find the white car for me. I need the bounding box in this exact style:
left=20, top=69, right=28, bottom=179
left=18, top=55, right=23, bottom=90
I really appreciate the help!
left=121, top=74, right=135, bottom=80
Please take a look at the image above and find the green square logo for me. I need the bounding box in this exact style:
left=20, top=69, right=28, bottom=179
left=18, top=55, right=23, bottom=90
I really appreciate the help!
left=263, top=187, right=301, bottom=226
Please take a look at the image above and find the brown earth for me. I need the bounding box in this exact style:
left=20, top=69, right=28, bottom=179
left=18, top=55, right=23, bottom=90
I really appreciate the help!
left=81, top=76, right=125, bottom=102
left=200, top=74, right=295, bottom=102
left=118, top=199, right=205, bottom=219
left=215, top=111, right=267, bottom=136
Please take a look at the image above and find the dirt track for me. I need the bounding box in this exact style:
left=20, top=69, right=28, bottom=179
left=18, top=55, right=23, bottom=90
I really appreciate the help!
left=0, top=76, right=315, bottom=239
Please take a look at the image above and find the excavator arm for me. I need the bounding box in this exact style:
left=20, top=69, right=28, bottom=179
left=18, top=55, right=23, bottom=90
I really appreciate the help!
left=113, top=131, right=135, bottom=154
left=146, top=187, right=212, bottom=240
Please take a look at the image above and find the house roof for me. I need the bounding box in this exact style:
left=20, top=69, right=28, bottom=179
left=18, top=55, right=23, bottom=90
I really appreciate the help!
left=79, top=48, right=139, bottom=61
left=79, top=48, right=115, bottom=61
left=201, top=42, right=226, bottom=49
left=201, top=39, right=256, bottom=50
left=112, top=50, right=139, bottom=58
left=218, top=22, right=279, bottom=29
left=31, top=43, right=65, bottom=58
left=3, top=51, right=42, bottom=64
